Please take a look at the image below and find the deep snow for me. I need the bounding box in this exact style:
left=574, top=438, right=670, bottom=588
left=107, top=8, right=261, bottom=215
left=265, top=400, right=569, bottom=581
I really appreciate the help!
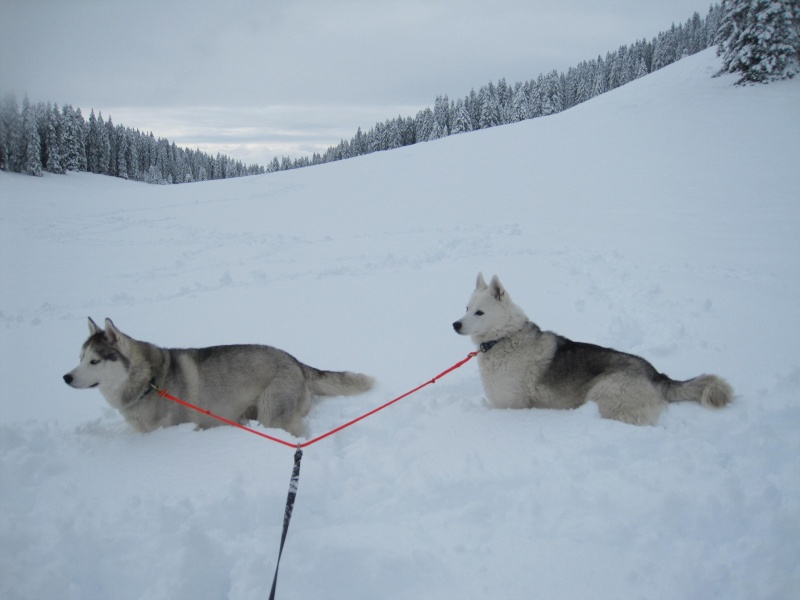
left=1, top=49, right=799, bottom=599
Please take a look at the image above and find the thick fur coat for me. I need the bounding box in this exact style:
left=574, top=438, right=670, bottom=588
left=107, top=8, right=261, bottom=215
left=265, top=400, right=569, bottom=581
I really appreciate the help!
left=453, top=274, right=732, bottom=425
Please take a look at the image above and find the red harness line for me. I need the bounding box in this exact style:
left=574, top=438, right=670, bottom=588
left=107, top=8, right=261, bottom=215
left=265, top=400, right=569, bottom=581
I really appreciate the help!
left=152, top=351, right=478, bottom=449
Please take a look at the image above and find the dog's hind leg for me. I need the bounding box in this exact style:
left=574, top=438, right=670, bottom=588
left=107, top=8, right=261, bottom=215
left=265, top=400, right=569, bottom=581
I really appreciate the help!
left=256, top=375, right=312, bottom=438
left=589, top=374, right=666, bottom=426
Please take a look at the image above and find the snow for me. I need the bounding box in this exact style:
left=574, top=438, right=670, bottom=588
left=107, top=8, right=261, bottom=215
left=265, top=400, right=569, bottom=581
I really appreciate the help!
left=1, top=48, right=799, bottom=599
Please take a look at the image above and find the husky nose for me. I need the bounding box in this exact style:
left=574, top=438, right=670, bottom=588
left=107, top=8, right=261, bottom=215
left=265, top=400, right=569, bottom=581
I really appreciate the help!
left=452, top=321, right=462, bottom=332
left=63, top=374, right=73, bottom=385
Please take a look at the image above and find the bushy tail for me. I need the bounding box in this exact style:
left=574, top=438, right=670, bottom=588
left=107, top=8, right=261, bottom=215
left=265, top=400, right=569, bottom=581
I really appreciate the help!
left=303, top=365, right=375, bottom=397
left=664, top=374, right=733, bottom=408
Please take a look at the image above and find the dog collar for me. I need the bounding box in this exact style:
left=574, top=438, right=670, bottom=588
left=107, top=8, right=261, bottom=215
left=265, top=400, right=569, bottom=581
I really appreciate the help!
left=479, top=339, right=502, bottom=352
left=137, top=378, right=157, bottom=402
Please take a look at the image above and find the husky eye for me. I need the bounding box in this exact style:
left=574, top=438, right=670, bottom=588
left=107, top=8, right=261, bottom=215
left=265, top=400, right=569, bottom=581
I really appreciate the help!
left=475, top=310, right=484, bottom=316
left=90, top=359, right=101, bottom=365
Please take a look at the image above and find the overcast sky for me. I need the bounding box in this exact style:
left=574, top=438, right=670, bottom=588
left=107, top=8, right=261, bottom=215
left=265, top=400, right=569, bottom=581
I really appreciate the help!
left=1, top=0, right=717, bottom=166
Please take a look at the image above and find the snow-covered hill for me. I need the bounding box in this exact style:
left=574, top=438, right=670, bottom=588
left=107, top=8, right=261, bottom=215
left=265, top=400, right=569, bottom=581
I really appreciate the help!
left=1, top=49, right=799, bottom=599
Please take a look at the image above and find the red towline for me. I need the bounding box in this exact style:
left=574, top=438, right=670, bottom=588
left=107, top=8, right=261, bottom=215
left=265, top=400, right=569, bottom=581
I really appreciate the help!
left=153, top=351, right=479, bottom=449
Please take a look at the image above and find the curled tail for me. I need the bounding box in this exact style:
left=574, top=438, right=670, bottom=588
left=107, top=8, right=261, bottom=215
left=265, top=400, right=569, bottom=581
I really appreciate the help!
left=664, top=374, right=733, bottom=408
left=302, top=365, right=375, bottom=397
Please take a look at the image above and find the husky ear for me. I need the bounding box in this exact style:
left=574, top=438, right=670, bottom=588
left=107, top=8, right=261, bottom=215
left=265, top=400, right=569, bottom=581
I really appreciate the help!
left=104, top=318, right=125, bottom=346
left=88, top=317, right=102, bottom=335
left=489, top=275, right=506, bottom=301
left=475, top=272, right=488, bottom=291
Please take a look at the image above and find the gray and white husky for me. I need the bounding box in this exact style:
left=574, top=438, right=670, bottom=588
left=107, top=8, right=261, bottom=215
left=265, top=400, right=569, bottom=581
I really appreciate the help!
left=453, top=273, right=732, bottom=425
left=64, top=318, right=375, bottom=436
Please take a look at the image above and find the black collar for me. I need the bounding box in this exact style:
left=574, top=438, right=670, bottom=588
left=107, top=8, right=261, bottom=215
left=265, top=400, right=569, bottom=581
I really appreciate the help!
left=137, top=377, right=157, bottom=402
left=480, top=323, right=534, bottom=353
left=479, top=339, right=503, bottom=353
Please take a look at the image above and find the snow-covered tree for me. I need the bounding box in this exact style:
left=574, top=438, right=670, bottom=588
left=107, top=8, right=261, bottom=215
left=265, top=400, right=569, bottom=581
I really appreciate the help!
left=478, top=82, right=501, bottom=129
left=386, top=117, right=404, bottom=149
left=687, top=11, right=708, bottom=54
left=21, top=96, right=42, bottom=176
left=1, top=94, right=23, bottom=172
left=85, top=110, right=100, bottom=173
left=116, top=125, right=128, bottom=180
left=496, top=78, right=512, bottom=123
left=450, top=98, right=472, bottom=134
left=351, top=127, right=367, bottom=156
left=415, top=107, right=434, bottom=142
left=591, top=56, right=608, bottom=98
left=717, top=0, right=800, bottom=83
left=97, top=113, right=111, bottom=174
left=0, top=112, right=6, bottom=171
left=540, top=71, right=563, bottom=116
left=45, top=103, right=64, bottom=174
left=104, top=116, right=116, bottom=177
left=510, top=83, right=529, bottom=123
left=60, top=105, right=85, bottom=172
left=430, top=95, right=450, bottom=140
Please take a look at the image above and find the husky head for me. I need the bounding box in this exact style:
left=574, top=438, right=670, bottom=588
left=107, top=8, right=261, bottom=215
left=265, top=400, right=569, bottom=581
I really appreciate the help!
left=452, top=273, right=529, bottom=343
left=63, top=318, right=133, bottom=396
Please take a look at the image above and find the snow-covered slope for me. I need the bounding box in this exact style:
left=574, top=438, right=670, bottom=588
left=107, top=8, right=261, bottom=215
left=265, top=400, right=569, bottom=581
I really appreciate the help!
left=1, top=49, right=799, bottom=599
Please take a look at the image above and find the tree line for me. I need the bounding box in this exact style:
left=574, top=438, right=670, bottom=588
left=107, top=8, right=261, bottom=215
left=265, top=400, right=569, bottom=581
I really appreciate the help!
left=3, top=1, right=795, bottom=182
left=0, top=97, right=265, bottom=182
left=268, top=5, right=725, bottom=172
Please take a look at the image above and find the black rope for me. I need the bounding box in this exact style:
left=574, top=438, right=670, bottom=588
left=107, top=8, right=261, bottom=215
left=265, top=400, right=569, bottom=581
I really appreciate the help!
left=269, top=445, right=303, bottom=600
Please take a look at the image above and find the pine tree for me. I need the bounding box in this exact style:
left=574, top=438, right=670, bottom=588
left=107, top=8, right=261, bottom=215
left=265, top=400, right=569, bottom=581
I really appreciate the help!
left=116, top=125, right=128, bottom=180
left=706, top=4, right=725, bottom=47
left=2, top=94, right=23, bottom=172
left=431, top=95, right=450, bottom=139
left=717, top=0, right=800, bottom=83
left=86, top=110, right=100, bottom=173
left=60, top=105, right=81, bottom=171
left=36, top=103, right=50, bottom=169
left=466, top=89, right=481, bottom=128
left=0, top=112, right=6, bottom=171
left=569, top=62, right=593, bottom=106
left=496, top=78, right=511, bottom=123
left=687, top=12, right=707, bottom=54
left=606, top=49, right=622, bottom=89
left=591, top=56, right=608, bottom=98
left=96, top=113, right=111, bottom=175
left=478, top=82, right=500, bottom=129
left=46, top=103, right=64, bottom=174
left=509, top=82, right=528, bottom=122
left=74, top=108, right=88, bottom=171
left=620, top=44, right=638, bottom=84
left=450, top=98, right=472, bottom=134
left=540, top=71, right=563, bottom=116
left=104, top=116, right=117, bottom=177
left=415, top=107, right=434, bottom=141
left=387, top=117, right=403, bottom=149
left=21, top=96, right=42, bottom=176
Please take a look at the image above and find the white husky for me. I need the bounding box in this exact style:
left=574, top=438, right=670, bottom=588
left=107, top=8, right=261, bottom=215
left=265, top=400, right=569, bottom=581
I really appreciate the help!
left=64, top=318, right=375, bottom=436
left=453, top=273, right=732, bottom=425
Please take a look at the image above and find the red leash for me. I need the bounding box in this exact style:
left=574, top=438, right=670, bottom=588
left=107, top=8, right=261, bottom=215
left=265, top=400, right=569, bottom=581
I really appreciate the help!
left=154, top=350, right=479, bottom=600
left=152, top=351, right=478, bottom=449
left=152, top=385, right=299, bottom=448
